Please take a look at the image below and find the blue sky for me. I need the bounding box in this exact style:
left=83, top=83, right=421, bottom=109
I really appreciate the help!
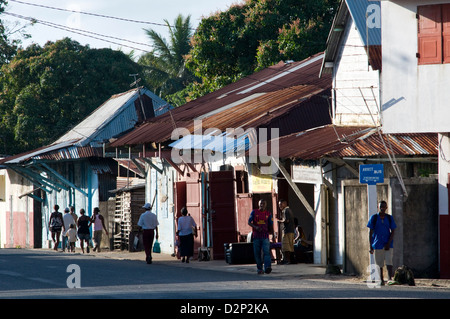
left=2, top=0, right=241, bottom=56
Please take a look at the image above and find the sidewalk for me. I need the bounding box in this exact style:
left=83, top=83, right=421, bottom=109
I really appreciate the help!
left=95, top=250, right=450, bottom=288
left=75, top=249, right=371, bottom=286
left=96, top=249, right=330, bottom=278
left=44, top=248, right=450, bottom=288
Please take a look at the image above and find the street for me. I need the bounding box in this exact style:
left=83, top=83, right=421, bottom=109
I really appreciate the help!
left=1, top=248, right=450, bottom=302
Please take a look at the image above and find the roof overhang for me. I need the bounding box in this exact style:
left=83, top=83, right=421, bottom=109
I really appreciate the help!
left=320, top=0, right=350, bottom=77
left=320, top=0, right=382, bottom=77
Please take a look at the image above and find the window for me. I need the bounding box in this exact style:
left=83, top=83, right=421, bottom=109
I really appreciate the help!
left=417, top=4, right=450, bottom=65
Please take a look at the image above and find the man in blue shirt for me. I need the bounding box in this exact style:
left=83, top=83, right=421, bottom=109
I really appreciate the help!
left=367, top=200, right=397, bottom=284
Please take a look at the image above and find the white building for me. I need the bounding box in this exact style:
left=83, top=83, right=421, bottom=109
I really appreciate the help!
left=381, top=0, right=450, bottom=278
left=321, top=0, right=382, bottom=269
left=322, top=0, right=381, bottom=127
left=318, top=1, right=439, bottom=277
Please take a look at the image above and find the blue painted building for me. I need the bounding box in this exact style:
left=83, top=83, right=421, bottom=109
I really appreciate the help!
left=0, top=87, right=169, bottom=249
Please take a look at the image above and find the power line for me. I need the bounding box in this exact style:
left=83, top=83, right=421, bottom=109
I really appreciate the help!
left=3, top=11, right=155, bottom=53
left=8, top=0, right=196, bottom=30
left=3, top=5, right=344, bottom=96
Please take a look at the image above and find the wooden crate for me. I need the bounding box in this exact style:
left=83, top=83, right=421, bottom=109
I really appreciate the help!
left=114, top=184, right=145, bottom=250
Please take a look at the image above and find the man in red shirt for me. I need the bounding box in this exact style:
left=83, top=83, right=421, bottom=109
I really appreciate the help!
left=248, top=200, right=275, bottom=274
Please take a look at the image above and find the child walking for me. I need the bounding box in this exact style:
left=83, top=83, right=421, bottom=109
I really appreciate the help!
left=65, top=224, right=78, bottom=252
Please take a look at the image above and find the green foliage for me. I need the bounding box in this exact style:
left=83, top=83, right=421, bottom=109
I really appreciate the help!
left=186, top=0, right=339, bottom=97
left=0, top=38, right=144, bottom=154
left=0, top=0, right=21, bottom=68
left=138, top=14, right=197, bottom=101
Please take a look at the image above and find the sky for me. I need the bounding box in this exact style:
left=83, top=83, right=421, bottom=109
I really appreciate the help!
left=2, top=0, right=242, bottom=57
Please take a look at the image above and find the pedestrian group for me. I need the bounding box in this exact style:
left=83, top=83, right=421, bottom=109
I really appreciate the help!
left=48, top=198, right=396, bottom=282
left=48, top=205, right=108, bottom=254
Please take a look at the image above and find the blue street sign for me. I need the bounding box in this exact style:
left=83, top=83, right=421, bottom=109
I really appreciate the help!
left=359, top=164, right=384, bottom=185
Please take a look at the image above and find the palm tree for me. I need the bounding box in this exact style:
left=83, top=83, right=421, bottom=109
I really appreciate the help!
left=139, top=14, right=196, bottom=99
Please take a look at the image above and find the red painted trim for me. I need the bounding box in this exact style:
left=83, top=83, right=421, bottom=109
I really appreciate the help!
left=440, top=215, right=450, bottom=279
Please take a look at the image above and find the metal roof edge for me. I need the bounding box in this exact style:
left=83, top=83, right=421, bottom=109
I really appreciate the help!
left=80, top=89, right=142, bottom=146
left=0, top=139, right=80, bottom=164
left=69, top=87, right=170, bottom=147
left=320, top=0, right=350, bottom=76
left=55, top=88, right=140, bottom=146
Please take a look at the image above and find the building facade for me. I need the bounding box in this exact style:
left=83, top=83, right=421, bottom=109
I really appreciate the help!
left=381, top=0, right=450, bottom=278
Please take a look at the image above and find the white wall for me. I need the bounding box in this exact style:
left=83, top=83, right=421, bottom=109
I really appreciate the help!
left=382, top=0, right=450, bottom=133
left=0, top=169, right=34, bottom=248
left=439, top=134, right=450, bottom=216
left=146, top=159, right=176, bottom=255
left=381, top=1, right=450, bottom=216
left=333, top=17, right=380, bottom=126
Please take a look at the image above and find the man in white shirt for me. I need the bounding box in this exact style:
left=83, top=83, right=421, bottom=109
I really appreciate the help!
left=138, top=203, right=159, bottom=264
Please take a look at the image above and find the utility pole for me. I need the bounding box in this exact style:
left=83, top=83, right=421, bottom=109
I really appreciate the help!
left=129, top=74, right=146, bottom=120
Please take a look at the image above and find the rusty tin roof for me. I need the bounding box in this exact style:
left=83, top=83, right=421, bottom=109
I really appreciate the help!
left=275, top=125, right=438, bottom=160
left=110, top=53, right=332, bottom=147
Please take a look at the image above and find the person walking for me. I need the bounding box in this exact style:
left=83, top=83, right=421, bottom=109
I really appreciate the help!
left=248, top=199, right=274, bottom=274
left=278, top=199, right=295, bottom=264
left=62, top=207, right=75, bottom=252
left=77, top=209, right=91, bottom=254
left=91, top=207, right=109, bottom=252
left=69, top=206, right=78, bottom=230
left=177, top=207, right=197, bottom=263
left=367, top=200, right=397, bottom=285
left=49, top=205, right=63, bottom=251
left=137, top=203, right=159, bottom=264
left=64, top=224, right=77, bottom=253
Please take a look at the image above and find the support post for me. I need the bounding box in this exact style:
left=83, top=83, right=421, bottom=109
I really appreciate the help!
left=368, top=184, right=378, bottom=280
left=273, top=158, right=315, bottom=218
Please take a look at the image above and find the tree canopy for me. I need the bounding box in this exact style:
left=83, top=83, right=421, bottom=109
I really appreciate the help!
left=0, top=0, right=340, bottom=155
left=185, top=0, right=339, bottom=98
left=138, top=14, right=197, bottom=106
left=0, top=0, right=25, bottom=68
left=0, top=38, right=144, bottom=154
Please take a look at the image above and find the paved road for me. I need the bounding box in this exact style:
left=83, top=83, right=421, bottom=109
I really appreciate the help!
left=1, top=248, right=449, bottom=302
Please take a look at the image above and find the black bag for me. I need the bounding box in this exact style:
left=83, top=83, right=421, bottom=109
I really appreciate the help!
left=392, top=265, right=415, bottom=286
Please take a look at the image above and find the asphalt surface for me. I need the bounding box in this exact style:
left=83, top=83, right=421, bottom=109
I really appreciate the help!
left=70, top=248, right=450, bottom=289
left=1, top=248, right=450, bottom=301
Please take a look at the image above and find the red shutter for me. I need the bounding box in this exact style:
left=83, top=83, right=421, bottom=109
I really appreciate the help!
left=443, top=4, right=450, bottom=63
left=418, top=5, right=442, bottom=65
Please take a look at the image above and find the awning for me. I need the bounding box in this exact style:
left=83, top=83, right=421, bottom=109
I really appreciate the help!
left=169, top=129, right=256, bottom=157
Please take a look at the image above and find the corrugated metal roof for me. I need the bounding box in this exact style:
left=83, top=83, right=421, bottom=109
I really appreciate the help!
left=88, top=158, right=116, bottom=174
left=169, top=129, right=253, bottom=154
left=33, top=146, right=104, bottom=161
left=111, top=53, right=332, bottom=147
left=0, top=140, right=78, bottom=164
left=0, top=87, right=169, bottom=165
left=274, top=125, right=438, bottom=160
left=346, top=0, right=381, bottom=46
left=321, top=0, right=382, bottom=75
left=55, top=88, right=169, bottom=147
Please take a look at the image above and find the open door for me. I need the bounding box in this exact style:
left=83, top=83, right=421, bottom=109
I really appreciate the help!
left=175, top=181, right=186, bottom=221
left=209, top=170, right=237, bottom=259
left=185, top=173, right=202, bottom=258
left=236, top=193, right=253, bottom=241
